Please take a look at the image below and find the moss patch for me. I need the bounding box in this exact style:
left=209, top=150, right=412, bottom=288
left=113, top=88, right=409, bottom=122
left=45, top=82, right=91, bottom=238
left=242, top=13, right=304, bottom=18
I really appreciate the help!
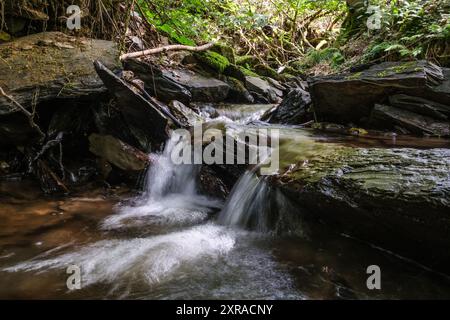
left=211, top=43, right=235, bottom=64
left=196, top=51, right=231, bottom=74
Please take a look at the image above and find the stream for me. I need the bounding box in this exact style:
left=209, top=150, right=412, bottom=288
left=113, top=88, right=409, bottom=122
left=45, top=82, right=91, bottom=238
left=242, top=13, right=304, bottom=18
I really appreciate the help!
left=1, top=104, right=450, bottom=299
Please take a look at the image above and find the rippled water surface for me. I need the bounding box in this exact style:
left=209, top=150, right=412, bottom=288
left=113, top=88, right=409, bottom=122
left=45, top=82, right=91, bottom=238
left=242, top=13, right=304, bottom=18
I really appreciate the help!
left=1, top=123, right=450, bottom=299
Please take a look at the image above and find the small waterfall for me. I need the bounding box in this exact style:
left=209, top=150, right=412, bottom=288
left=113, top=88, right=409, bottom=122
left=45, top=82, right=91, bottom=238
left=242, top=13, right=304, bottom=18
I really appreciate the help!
left=218, top=171, right=305, bottom=235
left=145, top=132, right=199, bottom=200
left=102, top=132, right=222, bottom=230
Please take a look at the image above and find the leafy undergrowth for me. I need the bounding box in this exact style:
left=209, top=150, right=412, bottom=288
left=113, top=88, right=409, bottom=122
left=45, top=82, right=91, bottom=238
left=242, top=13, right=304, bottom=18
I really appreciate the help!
left=139, top=0, right=449, bottom=77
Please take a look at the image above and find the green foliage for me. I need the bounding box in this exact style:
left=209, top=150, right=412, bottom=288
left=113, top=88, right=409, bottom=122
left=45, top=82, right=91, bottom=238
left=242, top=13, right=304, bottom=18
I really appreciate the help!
left=135, top=0, right=449, bottom=73
left=353, top=0, right=449, bottom=64
left=295, top=48, right=345, bottom=70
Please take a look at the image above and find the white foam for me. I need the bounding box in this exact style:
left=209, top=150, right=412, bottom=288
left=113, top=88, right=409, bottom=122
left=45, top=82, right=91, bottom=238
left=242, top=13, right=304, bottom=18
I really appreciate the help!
left=3, top=224, right=236, bottom=287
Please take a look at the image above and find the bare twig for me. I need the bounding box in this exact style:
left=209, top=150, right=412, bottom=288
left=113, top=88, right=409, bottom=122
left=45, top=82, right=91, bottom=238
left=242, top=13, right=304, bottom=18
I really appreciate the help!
left=120, top=41, right=216, bottom=60
left=0, top=86, right=45, bottom=141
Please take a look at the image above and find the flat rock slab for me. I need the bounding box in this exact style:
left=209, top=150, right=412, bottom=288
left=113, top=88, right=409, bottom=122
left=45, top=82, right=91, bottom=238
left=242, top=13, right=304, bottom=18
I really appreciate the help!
left=0, top=32, right=120, bottom=115
left=94, top=61, right=169, bottom=151
left=371, top=104, right=450, bottom=136
left=123, top=59, right=192, bottom=104
left=309, top=61, right=448, bottom=123
left=273, top=137, right=450, bottom=270
left=163, top=68, right=230, bottom=103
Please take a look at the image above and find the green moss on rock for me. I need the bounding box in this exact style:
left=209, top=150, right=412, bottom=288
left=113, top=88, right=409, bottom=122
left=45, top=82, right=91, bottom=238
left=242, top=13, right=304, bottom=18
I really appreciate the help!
left=239, top=65, right=259, bottom=77
left=235, top=55, right=259, bottom=67
left=196, top=51, right=231, bottom=74
left=254, top=64, right=280, bottom=80
left=211, top=43, right=236, bottom=64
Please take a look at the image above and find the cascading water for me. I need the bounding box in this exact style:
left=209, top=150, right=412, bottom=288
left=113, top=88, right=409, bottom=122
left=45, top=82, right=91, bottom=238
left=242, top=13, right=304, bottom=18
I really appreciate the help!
left=102, top=132, right=222, bottom=230
left=218, top=170, right=305, bottom=236
left=3, top=128, right=303, bottom=299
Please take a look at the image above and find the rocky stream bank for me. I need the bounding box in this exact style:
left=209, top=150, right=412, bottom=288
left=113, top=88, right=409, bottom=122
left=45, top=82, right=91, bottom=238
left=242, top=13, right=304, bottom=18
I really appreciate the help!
left=1, top=31, right=450, bottom=275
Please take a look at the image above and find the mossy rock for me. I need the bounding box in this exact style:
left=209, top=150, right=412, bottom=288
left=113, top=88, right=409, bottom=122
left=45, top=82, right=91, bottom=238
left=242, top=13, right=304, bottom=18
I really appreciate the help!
left=196, top=51, right=231, bottom=74
left=224, top=64, right=246, bottom=82
left=239, top=65, right=259, bottom=77
left=236, top=55, right=259, bottom=67
left=254, top=64, right=280, bottom=80
left=211, top=43, right=236, bottom=64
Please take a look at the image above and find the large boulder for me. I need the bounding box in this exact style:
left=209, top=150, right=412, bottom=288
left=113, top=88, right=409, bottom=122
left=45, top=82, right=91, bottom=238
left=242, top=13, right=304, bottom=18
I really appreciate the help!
left=0, top=32, right=120, bottom=146
left=164, top=68, right=230, bottom=103
left=271, top=137, right=450, bottom=271
left=123, top=59, right=192, bottom=104
left=309, top=61, right=449, bottom=123
left=0, top=32, right=119, bottom=114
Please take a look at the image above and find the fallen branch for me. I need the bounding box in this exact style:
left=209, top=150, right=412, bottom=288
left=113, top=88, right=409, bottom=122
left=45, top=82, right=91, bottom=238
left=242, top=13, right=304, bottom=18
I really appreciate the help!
left=120, top=41, right=216, bottom=60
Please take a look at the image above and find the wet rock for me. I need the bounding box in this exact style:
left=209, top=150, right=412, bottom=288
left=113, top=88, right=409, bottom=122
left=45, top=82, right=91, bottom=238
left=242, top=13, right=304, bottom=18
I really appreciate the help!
left=262, top=88, right=312, bottom=124
left=160, top=67, right=230, bottom=103
left=168, top=100, right=203, bottom=127
left=94, top=61, right=169, bottom=151
left=125, top=58, right=230, bottom=103
left=245, top=76, right=283, bottom=104
left=198, top=166, right=229, bottom=200
left=309, top=61, right=447, bottom=123
left=388, top=94, right=449, bottom=120
left=370, top=104, right=450, bottom=136
left=226, top=77, right=254, bottom=103
left=123, top=59, right=192, bottom=104
left=92, top=102, right=141, bottom=150
left=47, top=102, right=94, bottom=137
left=273, top=141, right=450, bottom=271
left=35, top=159, right=69, bottom=194
left=88, top=134, right=150, bottom=171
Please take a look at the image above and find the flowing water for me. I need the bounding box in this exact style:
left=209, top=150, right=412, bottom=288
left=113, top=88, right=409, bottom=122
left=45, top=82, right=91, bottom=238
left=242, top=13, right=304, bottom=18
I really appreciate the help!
left=1, top=104, right=450, bottom=299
